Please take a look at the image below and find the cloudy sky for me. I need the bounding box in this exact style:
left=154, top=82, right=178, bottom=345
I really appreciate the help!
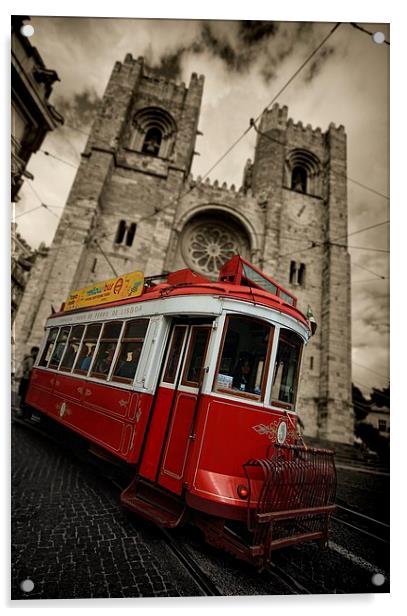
left=13, top=16, right=390, bottom=397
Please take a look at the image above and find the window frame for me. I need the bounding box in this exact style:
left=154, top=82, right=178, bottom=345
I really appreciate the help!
left=73, top=323, right=103, bottom=376
left=38, top=327, right=59, bottom=367
left=58, top=324, right=86, bottom=373
left=89, top=320, right=124, bottom=381
left=110, top=318, right=150, bottom=385
left=162, top=325, right=188, bottom=385
left=270, top=328, right=303, bottom=410
left=212, top=314, right=274, bottom=402
left=180, top=325, right=211, bottom=388
left=48, top=326, right=71, bottom=370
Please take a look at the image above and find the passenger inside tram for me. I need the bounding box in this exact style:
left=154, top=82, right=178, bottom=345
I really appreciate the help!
left=80, top=346, right=93, bottom=371
left=232, top=355, right=253, bottom=392
left=115, top=350, right=140, bottom=379
left=95, top=345, right=115, bottom=374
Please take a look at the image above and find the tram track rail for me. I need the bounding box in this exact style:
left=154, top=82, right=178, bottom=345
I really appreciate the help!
left=12, top=411, right=314, bottom=595
left=13, top=410, right=383, bottom=596
left=332, top=502, right=389, bottom=544
left=265, top=563, right=313, bottom=595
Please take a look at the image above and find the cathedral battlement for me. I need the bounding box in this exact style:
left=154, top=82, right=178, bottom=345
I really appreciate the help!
left=188, top=174, right=255, bottom=199
left=116, top=53, right=204, bottom=93
left=260, top=103, right=347, bottom=143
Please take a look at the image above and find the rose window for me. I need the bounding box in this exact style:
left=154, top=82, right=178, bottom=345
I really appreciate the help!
left=182, top=221, right=249, bottom=275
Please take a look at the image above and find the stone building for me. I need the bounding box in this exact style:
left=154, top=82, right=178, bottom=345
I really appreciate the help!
left=11, top=224, right=48, bottom=375
left=14, top=54, right=353, bottom=443
left=11, top=15, right=63, bottom=201
left=11, top=223, right=37, bottom=323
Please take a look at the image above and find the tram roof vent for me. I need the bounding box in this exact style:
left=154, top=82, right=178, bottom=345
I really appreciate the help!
left=218, top=256, right=297, bottom=307
left=166, top=269, right=209, bottom=286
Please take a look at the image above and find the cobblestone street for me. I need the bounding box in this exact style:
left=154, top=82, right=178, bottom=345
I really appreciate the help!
left=11, top=412, right=390, bottom=600
left=11, top=418, right=202, bottom=600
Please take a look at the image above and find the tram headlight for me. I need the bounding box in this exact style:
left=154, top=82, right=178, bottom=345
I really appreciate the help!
left=237, top=484, right=249, bottom=500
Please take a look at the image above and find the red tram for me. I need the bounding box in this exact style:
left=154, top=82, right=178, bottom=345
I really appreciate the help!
left=25, top=256, right=336, bottom=568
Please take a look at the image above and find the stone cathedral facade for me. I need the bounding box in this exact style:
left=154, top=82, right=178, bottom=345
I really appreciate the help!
left=14, top=54, right=353, bottom=444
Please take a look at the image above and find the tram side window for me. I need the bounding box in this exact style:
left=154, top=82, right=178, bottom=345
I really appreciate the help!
left=48, top=327, right=71, bottom=368
left=214, top=316, right=273, bottom=399
left=59, top=325, right=85, bottom=372
left=73, top=324, right=102, bottom=375
left=38, top=328, right=58, bottom=367
left=271, top=329, right=303, bottom=407
left=163, top=326, right=187, bottom=384
left=111, top=319, right=149, bottom=384
left=182, top=326, right=211, bottom=387
left=90, top=321, right=123, bottom=380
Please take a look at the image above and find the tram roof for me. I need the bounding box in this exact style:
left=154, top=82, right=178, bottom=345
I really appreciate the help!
left=50, top=257, right=311, bottom=331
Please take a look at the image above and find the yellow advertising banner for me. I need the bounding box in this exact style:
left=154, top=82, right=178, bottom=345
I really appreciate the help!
left=63, top=271, right=144, bottom=311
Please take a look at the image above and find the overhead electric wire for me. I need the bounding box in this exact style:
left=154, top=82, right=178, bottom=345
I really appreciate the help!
left=40, top=149, right=78, bottom=168
left=344, top=245, right=389, bottom=253
left=278, top=219, right=389, bottom=260
left=17, top=22, right=389, bottom=292
left=14, top=205, right=44, bottom=220
left=350, top=22, right=390, bottom=46
left=15, top=180, right=63, bottom=221
left=46, top=21, right=343, bottom=233
left=41, top=20, right=387, bottom=239
left=352, top=277, right=389, bottom=284
left=352, top=361, right=389, bottom=381
left=93, top=239, right=118, bottom=277
left=352, top=261, right=387, bottom=279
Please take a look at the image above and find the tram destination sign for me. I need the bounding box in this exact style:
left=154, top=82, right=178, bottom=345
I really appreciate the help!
left=63, top=271, right=144, bottom=311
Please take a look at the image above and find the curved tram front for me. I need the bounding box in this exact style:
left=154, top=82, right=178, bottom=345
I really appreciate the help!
left=26, top=256, right=336, bottom=568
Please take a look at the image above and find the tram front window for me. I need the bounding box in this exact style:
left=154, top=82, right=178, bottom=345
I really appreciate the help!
left=214, top=316, right=273, bottom=399
left=271, top=329, right=302, bottom=407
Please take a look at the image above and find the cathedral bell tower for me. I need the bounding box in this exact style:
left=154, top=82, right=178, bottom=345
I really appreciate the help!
left=249, top=103, right=353, bottom=444
left=14, top=55, right=204, bottom=363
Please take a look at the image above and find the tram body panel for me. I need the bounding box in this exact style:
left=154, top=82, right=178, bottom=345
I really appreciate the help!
left=157, top=390, right=199, bottom=494
left=183, top=394, right=298, bottom=514
left=26, top=367, right=154, bottom=462
left=139, top=385, right=177, bottom=481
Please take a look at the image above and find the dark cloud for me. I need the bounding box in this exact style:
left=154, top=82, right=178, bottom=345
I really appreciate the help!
left=260, top=64, right=277, bottom=84
left=201, top=24, right=244, bottom=71
left=303, top=46, right=336, bottom=83
left=55, top=88, right=101, bottom=131
left=134, top=21, right=322, bottom=87
left=150, top=49, right=186, bottom=80
left=238, top=21, right=278, bottom=45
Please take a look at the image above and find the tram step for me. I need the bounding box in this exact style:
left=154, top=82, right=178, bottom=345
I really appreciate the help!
left=120, top=477, right=186, bottom=528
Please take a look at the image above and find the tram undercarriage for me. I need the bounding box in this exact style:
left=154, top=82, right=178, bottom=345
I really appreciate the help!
left=121, top=444, right=337, bottom=569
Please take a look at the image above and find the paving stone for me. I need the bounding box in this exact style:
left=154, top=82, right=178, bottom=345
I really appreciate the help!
left=11, top=421, right=192, bottom=600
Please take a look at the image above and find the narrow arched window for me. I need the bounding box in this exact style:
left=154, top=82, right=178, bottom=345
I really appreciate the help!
left=126, top=223, right=137, bottom=247
left=291, top=166, right=307, bottom=193
left=298, top=263, right=306, bottom=286
left=142, top=127, right=162, bottom=156
left=115, top=220, right=127, bottom=244
left=289, top=261, right=297, bottom=284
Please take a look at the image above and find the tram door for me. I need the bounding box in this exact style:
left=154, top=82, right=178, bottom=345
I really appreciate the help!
left=139, top=322, right=212, bottom=495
